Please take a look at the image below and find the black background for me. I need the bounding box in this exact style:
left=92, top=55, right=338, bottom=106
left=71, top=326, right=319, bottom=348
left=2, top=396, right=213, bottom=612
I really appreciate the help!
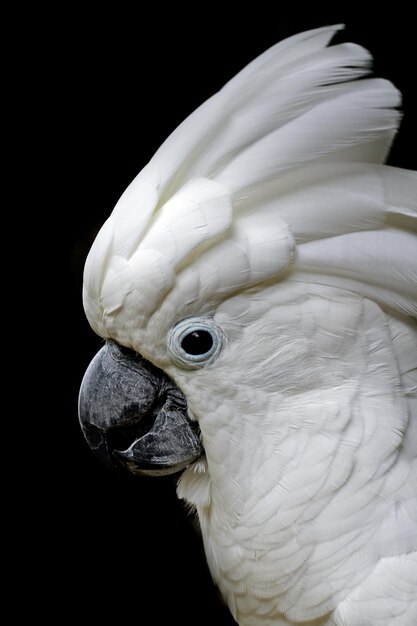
left=26, top=18, right=415, bottom=624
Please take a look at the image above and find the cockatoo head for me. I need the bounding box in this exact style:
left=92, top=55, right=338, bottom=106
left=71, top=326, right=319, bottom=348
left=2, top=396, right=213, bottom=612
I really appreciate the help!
left=79, top=24, right=417, bottom=625
left=79, top=24, right=415, bottom=476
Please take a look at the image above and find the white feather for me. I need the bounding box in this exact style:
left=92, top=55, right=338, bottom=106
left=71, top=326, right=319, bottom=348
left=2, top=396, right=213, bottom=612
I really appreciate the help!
left=83, top=25, right=417, bottom=626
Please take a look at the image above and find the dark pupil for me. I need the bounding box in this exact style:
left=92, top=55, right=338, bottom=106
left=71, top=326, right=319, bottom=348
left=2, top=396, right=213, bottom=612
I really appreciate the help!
left=181, top=330, right=214, bottom=356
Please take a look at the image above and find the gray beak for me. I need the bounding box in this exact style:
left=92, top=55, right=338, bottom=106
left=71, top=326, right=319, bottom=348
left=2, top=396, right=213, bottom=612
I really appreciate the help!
left=78, top=341, right=203, bottom=476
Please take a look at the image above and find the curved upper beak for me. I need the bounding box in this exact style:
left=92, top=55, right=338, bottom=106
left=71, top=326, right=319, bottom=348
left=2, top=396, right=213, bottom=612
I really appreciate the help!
left=78, top=341, right=203, bottom=476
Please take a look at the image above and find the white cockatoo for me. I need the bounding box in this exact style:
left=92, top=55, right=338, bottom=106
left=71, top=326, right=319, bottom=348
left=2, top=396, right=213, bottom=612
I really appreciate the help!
left=79, top=25, right=417, bottom=626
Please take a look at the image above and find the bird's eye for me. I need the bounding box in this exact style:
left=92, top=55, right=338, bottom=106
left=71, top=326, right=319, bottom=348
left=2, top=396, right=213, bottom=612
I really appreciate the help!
left=181, top=330, right=213, bottom=356
left=168, top=317, right=223, bottom=369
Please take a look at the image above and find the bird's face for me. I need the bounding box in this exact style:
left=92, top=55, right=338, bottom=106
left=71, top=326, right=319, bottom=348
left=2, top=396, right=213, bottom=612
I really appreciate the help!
left=79, top=280, right=362, bottom=485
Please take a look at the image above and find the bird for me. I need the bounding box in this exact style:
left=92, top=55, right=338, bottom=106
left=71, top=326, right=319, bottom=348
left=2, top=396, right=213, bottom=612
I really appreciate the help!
left=78, top=24, right=417, bottom=626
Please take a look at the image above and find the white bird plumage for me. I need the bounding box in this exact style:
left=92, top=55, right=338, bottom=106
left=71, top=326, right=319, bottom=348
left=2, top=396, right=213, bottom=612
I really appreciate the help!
left=83, top=25, right=417, bottom=626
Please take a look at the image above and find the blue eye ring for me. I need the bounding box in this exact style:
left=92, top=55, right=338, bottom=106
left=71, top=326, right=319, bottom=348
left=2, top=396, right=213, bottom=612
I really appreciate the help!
left=168, top=317, right=223, bottom=369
